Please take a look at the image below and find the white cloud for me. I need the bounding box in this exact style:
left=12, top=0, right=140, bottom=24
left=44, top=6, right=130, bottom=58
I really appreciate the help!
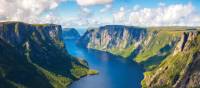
left=0, top=0, right=64, bottom=24
left=81, top=7, right=91, bottom=14
left=76, top=0, right=113, bottom=6
left=133, top=5, right=140, bottom=11
left=100, top=4, right=112, bottom=13
left=128, top=3, right=200, bottom=26
left=158, top=2, right=165, bottom=6
left=113, top=7, right=126, bottom=24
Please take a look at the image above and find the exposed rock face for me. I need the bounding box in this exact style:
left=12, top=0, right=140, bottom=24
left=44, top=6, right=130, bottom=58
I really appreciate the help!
left=78, top=25, right=147, bottom=58
left=0, top=22, right=89, bottom=88
left=78, top=25, right=200, bottom=88
left=62, top=28, right=80, bottom=39
left=174, top=32, right=198, bottom=55
left=183, top=52, right=200, bottom=88
left=142, top=31, right=200, bottom=88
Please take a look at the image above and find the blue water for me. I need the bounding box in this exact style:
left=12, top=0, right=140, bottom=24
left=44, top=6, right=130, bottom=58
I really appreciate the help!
left=76, top=28, right=87, bottom=36
left=64, top=39, right=144, bottom=88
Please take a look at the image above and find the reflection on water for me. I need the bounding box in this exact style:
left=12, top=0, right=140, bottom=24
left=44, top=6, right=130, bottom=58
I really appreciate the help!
left=64, top=39, right=144, bottom=88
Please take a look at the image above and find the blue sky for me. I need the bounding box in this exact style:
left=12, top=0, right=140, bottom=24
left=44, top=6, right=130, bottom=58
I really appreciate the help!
left=49, top=0, right=200, bottom=27
left=0, top=0, right=200, bottom=28
left=55, top=0, right=200, bottom=15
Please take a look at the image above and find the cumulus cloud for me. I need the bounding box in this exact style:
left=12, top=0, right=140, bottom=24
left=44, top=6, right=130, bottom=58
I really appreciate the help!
left=76, top=0, right=113, bottom=6
left=128, top=3, right=200, bottom=26
left=0, top=0, right=64, bottom=24
left=113, top=7, right=126, bottom=24
left=133, top=5, right=140, bottom=11
left=100, top=4, right=112, bottom=13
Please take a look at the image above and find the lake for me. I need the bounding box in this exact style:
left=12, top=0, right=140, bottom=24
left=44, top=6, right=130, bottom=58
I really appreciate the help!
left=64, top=39, right=144, bottom=88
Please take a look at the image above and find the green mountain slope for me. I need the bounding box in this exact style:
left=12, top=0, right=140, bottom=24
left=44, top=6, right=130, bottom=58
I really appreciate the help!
left=79, top=25, right=200, bottom=88
left=134, top=29, right=182, bottom=70
left=0, top=22, right=89, bottom=88
left=142, top=31, right=200, bottom=88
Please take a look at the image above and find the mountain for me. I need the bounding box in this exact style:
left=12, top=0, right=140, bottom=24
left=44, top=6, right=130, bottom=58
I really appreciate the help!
left=78, top=25, right=200, bottom=88
left=78, top=25, right=147, bottom=58
left=0, top=22, right=89, bottom=88
left=142, top=31, right=200, bottom=88
left=62, top=28, right=80, bottom=39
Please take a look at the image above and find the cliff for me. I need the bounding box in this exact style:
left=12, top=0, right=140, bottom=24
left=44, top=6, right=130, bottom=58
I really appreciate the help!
left=62, top=28, right=80, bottom=39
left=78, top=25, right=200, bottom=88
left=78, top=25, right=147, bottom=58
left=0, top=22, right=89, bottom=88
left=134, top=29, right=182, bottom=70
left=142, top=31, right=200, bottom=88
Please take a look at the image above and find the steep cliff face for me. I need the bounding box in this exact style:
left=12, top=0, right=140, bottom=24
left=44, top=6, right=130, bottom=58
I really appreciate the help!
left=78, top=25, right=147, bottom=58
left=79, top=25, right=200, bottom=88
left=0, top=22, right=89, bottom=88
left=135, top=29, right=183, bottom=70
left=142, top=31, right=200, bottom=88
left=62, top=28, right=80, bottom=39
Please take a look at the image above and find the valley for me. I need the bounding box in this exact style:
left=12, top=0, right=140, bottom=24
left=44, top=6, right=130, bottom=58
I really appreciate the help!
left=0, top=22, right=200, bottom=88
left=64, top=39, right=144, bottom=88
left=1, top=0, right=200, bottom=88
left=77, top=25, right=200, bottom=88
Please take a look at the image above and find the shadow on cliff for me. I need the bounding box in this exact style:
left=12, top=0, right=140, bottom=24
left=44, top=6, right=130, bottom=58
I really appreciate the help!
left=126, top=46, right=142, bottom=62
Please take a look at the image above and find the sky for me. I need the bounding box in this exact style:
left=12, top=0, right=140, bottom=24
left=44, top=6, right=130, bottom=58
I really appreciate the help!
left=0, top=0, right=200, bottom=28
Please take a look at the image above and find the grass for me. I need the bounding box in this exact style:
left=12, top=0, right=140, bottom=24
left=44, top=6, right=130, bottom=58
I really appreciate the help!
left=133, top=30, right=183, bottom=71
left=142, top=34, right=200, bottom=88
left=87, top=69, right=99, bottom=75
left=33, top=64, right=72, bottom=88
left=70, top=64, right=89, bottom=79
left=109, top=43, right=136, bottom=58
left=135, top=30, right=181, bottom=62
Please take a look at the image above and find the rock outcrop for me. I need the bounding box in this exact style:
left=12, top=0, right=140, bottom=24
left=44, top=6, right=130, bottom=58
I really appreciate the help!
left=62, top=28, right=80, bottom=39
left=78, top=25, right=147, bottom=58
left=0, top=22, right=89, bottom=88
left=142, top=31, right=200, bottom=88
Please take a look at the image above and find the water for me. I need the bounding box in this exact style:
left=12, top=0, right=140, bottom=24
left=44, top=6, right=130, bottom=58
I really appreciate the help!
left=64, top=39, right=144, bottom=88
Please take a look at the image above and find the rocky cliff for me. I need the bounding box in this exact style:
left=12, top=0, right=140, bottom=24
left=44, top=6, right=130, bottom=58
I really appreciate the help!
left=0, top=22, right=89, bottom=88
left=78, top=25, right=200, bottom=88
left=142, top=31, right=200, bottom=88
left=62, top=28, right=80, bottom=39
left=78, top=25, right=147, bottom=58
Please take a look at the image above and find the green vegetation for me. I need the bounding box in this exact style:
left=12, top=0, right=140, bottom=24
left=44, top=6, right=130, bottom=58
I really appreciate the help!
left=87, top=69, right=99, bottom=75
left=109, top=43, right=136, bottom=58
left=135, top=30, right=181, bottom=63
left=34, top=64, right=72, bottom=88
left=81, top=26, right=200, bottom=88
left=79, top=25, right=200, bottom=88
left=134, top=30, right=182, bottom=70
left=142, top=32, right=200, bottom=88
left=32, top=24, right=49, bottom=26
left=70, top=64, right=89, bottom=79
left=14, top=23, right=19, bottom=37
left=7, top=80, right=27, bottom=88
left=142, top=49, right=195, bottom=87
left=0, top=22, right=90, bottom=88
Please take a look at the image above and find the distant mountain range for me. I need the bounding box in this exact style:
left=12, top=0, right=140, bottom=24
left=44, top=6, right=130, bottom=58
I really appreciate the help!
left=62, top=28, right=81, bottom=39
